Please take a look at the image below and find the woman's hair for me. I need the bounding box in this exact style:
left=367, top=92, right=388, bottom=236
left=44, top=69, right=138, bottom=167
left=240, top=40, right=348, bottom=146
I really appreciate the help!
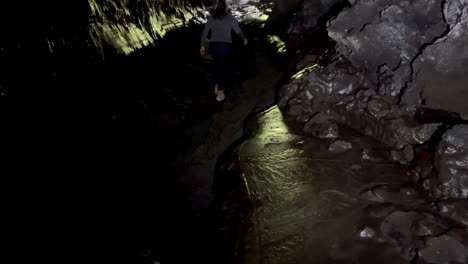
left=212, top=0, right=228, bottom=19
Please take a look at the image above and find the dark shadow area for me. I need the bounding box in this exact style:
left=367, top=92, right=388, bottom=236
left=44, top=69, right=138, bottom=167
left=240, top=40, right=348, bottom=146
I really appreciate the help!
left=0, top=2, right=270, bottom=262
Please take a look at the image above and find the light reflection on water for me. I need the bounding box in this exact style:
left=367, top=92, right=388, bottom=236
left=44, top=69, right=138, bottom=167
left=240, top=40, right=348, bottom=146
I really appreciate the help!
left=239, top=106, right=410, bottom=263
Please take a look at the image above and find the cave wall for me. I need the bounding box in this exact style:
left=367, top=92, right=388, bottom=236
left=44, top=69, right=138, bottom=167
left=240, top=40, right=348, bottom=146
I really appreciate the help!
left=277, top=1, right=468, bottom=261
left=278, top=0, right=468, bottom=160
left=402, top=0, right=468, bottom=116
left=277, top=0, right=468, bottom=197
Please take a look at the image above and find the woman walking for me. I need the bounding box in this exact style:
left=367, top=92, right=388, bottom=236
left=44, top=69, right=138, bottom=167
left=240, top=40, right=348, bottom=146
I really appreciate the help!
left=200, top=0, right=248, bottom=102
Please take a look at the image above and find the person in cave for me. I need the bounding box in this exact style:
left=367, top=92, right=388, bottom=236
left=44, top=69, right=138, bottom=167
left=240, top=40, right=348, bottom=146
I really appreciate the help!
left=200, top=0, right=248, bottom=102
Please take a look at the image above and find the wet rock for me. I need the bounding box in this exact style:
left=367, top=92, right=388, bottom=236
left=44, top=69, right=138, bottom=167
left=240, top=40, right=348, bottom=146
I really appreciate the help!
left=411, top=144, right=435, bottom=182
left=375, top=210, right=467, bottom=262
left=367, top=204, right=397, bottom=219
left=238, top=107, right=415, bottom=263
left=419, top=233, right=468, bottom=264
left=279, top=0, right=467, bottom=158
left=414, top=107, right=464, bottom=124
left=452, top=228, right=468, bottom=248
left=303, top=113, right=340, bottom=138
left=296, top=54, right=318, bottom=70
left=340, top=111, right=440, bottom=149
left=275, top=0, right=468, bottom=260
left=280, top=68, right=439, bottom=149
left=391, top=150, right=407, bottom=164
left=432, top=125, right=468, bottom=199
left=328, top=140, right=352, bottom=153
left=278, top=0, right=466, bottom=157
left=358, top=226, right=377, bottom=239
left=279, top=59, right=365, bottom=118
left=328, top=0, right=447, bottom=97
left=367, top=99, right=390, bottom=116
left=436, top=199, right=468, bottom=227
left=359, top=185, right=423, bottom=205
left=380, top=211, right=423, bottom=259
left=304, top=122, right=340, bottom=138
left=415, top=217, right=448, bottom=238
left=394, top=123, right=441, bottom=149
left=402, top=0, right=468, bottom=116
left=362, top=148, right=383, bottom=161
left=308, top=112, right=333, bottom=123
left=403, top=145, right=415, bottom=163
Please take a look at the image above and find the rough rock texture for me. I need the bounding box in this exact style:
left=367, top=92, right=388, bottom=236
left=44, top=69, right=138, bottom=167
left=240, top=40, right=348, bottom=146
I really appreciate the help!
left=402, top=0, right=468, bottom=116
left=279, top=0, right=468, bottom=151
left=290, top=0, right=346, bottom=31
left=276, top=0, right=468, bottom=262
left=410, top=126, right=468, bottom=202
left=419, top=230, right=468, bottom=264
left=430, top=125, right=468, bottom=199
left=328, top=140, right=352, bottom=153
left=278, top=58, right=441, bottom=149
left=374, top=211, right=468, bottom=262
left=437, top=199, right=468, bottom=227
left=329, top=0, right=447, bottom=98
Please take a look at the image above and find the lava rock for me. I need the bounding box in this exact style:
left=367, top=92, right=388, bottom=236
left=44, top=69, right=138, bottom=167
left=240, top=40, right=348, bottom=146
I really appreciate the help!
left=358, top=226, right=377, bottom=239
left=367, top=99, right=390, bottom=116
left=380, top=211, right=424, bottom=260
left=328, top=0, right=447, bottom=97
left=402, top=0, right=468, bottom=116
left=359, top=185, right=423, bottom=205
left=281, top=61, right=363, bottom=110
left=419, top=233, right=468, bottom=264
left=433, top=125, right=468, bottom=199
left=362, top=148, right=383, bottom=161
left=403, top=145, right=415, bottom=162
left=328, top=140, right=352, bottom=153
left=304, top=122, right=340, bottom=138
left=415, top=213, right=449, bottom=237
left=303, top=113, right=340, bottom=138
left=391, top=150, right=407, bottom=164
left=436, top=199, right=468, bottom=227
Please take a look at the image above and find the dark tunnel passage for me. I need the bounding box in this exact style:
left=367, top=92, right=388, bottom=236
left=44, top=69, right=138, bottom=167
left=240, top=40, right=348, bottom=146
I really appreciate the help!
left=1, top=1, right=468, bottom=264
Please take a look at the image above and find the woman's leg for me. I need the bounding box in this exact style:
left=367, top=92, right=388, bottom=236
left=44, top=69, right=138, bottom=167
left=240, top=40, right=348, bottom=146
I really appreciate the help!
left=209, top=42, right=222, bottom=89
left=210, top=42, right=232, bottom=93
left=217, top=43, right=232, bottom=92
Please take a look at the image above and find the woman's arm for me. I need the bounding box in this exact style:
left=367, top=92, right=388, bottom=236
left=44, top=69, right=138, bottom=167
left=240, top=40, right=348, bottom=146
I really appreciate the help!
left=201, top=16, right=213, bottom=47
left=229, top=15, right=248, bottom=45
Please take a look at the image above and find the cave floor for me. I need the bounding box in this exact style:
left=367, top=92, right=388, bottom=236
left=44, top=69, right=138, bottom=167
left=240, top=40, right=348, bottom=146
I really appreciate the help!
left=178, top=47, right=282, bottom=207
left=236, top=106, right=423, bottom=264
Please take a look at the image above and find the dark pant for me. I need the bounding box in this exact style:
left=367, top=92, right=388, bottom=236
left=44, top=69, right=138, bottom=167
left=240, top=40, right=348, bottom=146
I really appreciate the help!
left=209, top=42, right=232, bottom=91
